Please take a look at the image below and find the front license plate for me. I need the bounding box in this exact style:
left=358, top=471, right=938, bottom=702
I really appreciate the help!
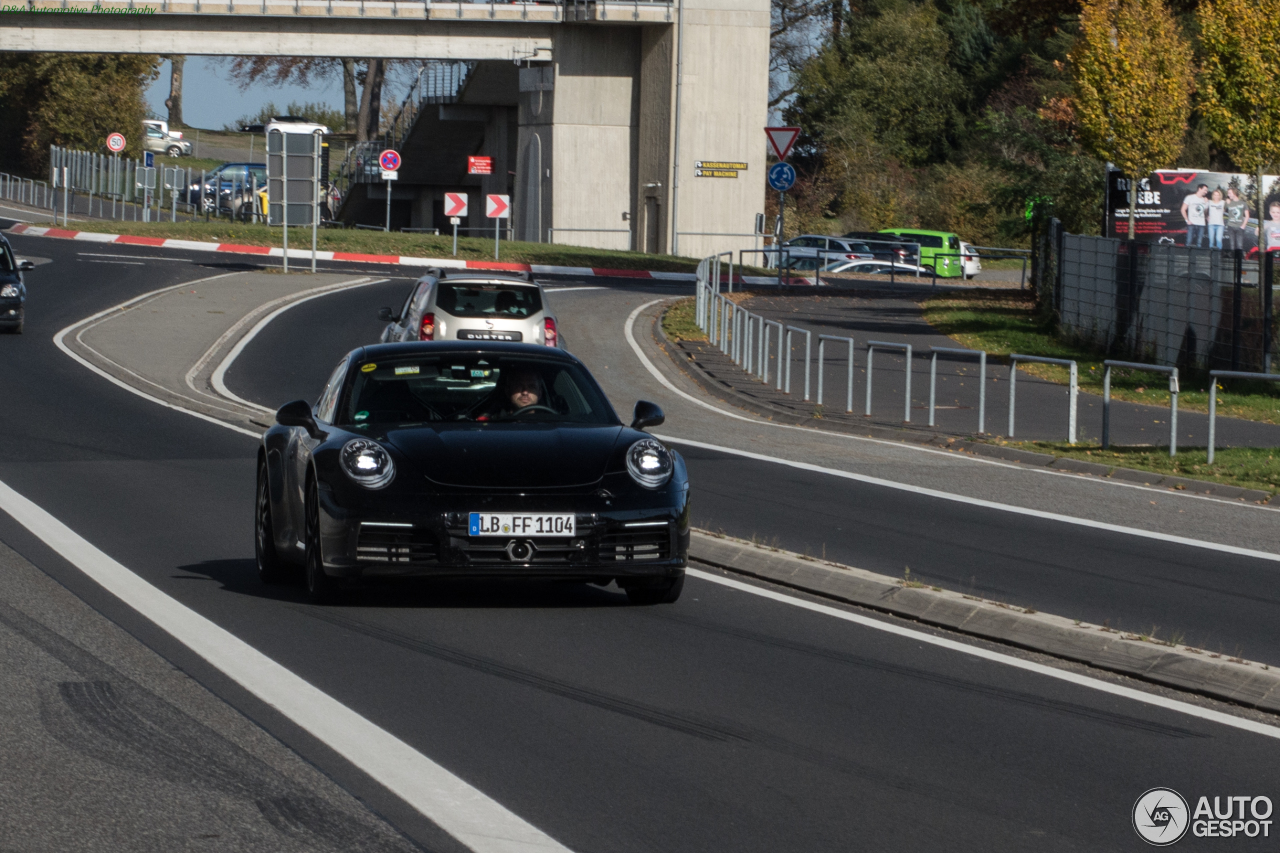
left=468, top=513, right=576, bottom=537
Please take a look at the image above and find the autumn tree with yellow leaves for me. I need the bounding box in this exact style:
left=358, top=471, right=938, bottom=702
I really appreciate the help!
left=1071, top=0, right=1193, bottom=238
left=1197, top=0, right=1280, bottom=247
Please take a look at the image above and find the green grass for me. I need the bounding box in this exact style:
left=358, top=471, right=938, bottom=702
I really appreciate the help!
left=1008, top=442, right=1280, bottom=496
left=662, top=297, right=706, bottom=342
left=923, top=290, right=1280, bottom=426
left=53, top=219, right=709, bottom=272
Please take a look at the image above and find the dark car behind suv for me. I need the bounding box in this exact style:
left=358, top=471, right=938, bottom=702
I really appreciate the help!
left=843, top=231, right=919, bottom=264
left=0, top=234, right=33, bottom=334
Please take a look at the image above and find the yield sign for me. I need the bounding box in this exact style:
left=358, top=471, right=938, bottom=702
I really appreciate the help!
left=764, top=127, right=801, bottom=162
left=444, top=192, right=468, bottom=217
left=486, top=194, right=510, bottom=219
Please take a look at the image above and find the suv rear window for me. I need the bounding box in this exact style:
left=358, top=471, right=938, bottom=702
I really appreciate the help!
left=896, top=233, right=943, bottom=248
left=436, top=283, right=541, bottom=319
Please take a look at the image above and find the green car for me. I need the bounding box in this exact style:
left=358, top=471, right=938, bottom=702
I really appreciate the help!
left=878, top=229, right=965, bottom=278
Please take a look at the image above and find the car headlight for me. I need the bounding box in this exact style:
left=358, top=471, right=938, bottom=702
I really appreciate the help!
left=0, top=284, right=18, bottom=298
left=626, top=438, right=673, bottom=489
left=340, top=439, right=395, bottom=489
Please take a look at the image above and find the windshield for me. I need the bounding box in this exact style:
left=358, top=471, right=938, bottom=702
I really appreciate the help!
left=339, top=355, right=617, bottom=427
left=435, top=283, right=541, bottom=319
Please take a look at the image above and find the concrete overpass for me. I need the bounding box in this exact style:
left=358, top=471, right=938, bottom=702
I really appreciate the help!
left=1, top=0, right=769, bottom=257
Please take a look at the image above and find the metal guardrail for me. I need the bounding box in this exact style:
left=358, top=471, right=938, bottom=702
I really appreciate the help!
left=1102, top=360, right=1179, bottom=455
left=1008, top=354, right=1078, bottom=444
left=865, top=341, right=912, bottom=423
left=784, top=326, right=811, bottom=400
left=929, top=347, right=986, bottom=433
left=0, top=172, right=52, bottom=211
left=817, top=334, right=855, bottom=413
left=1207, top=370, right=1280, bottom=463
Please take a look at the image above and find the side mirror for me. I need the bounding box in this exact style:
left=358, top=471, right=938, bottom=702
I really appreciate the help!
left=377, top=306, right=396, bottom=322
left=630, top=401, right=665, bottom=431
left=17, top=259, right=34, bottom=271
left=276, top=399, right=326, bottom=439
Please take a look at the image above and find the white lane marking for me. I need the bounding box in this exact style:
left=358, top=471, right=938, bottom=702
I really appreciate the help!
left=0, top=478, right=573, bottom=853
left=79, top=252, right=192, bottom=262
left=543, top=286, right=605, bottom=293
left=665, top=434, right=1280, bottom=563
left=53, top=273, right=261, bottom=439
left=82, top=259, right=145, bottom=266
left=192, top=277, right=384, bottom=415
left=623, top=299, right=1280, bottom=515
left=687, top=568, right=1280, bottom=741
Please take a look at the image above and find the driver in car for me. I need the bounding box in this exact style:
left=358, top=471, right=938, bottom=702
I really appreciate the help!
left=477, top=367, right=550, bottom=420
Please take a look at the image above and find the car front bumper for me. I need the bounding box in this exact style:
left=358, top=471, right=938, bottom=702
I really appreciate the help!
left=0, top=300, right=22, bottom=326
left=315, top=487, right=690, bottom=581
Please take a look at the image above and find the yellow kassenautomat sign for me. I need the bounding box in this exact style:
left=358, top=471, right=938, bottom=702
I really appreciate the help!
left=695, top=160, right=748, bottom=178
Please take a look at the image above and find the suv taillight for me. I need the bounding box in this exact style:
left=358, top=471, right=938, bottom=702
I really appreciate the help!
left=543, top=317, right=558, bottom=347
left=419, top=312, right=435, bottom=340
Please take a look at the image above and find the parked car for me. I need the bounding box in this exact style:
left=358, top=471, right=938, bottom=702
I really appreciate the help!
left=959, top=241, right=982, bottom=279
left=773, top=235, right=875, bottom=268
left=834, top=259, right=931, bottom=277
left=842, top=231, right=920, bottom=264
left=185, top=162, right=267, bottom=216
left=255, top=342, right=688, bottom=603
left=0, top=233, right=34, bottom=334
left=379, top=272, right=562, bottom=349
left=143, top=125, right=192, bottom=157
left=877, top=229, right=965, bottom=278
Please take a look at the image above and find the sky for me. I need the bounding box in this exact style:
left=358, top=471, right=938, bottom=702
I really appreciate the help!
left=145, top=57, right=346, bottom=130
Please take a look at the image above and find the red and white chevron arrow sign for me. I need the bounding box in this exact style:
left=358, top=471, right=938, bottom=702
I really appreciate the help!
left=486, top=194, right=510, bottom=219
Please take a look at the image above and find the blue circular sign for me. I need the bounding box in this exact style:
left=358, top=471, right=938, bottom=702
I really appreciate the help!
left=767, top=162, right=796, bottom=192
left=379, top=149, right=401, bottom=171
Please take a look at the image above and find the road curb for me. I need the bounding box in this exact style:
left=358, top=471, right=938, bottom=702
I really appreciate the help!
left=4, top=223, right=795, bottom=285
left=688, top=530, right=1280, bottom=713
left=657, top=304, right=1274, bottom=505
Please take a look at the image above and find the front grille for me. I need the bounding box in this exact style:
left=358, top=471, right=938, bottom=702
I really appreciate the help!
left=357, top=524, right=438, bottom=566
left=458, top=537, right=582, bottom=566
left=600, top=527, right=671, bottom=562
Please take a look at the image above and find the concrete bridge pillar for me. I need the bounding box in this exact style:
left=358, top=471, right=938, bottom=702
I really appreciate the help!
left=515, top=0, right=768, bottom=258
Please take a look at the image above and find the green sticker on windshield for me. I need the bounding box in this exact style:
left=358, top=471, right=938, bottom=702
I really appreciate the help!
left=354, top=410, right=369, bottom=421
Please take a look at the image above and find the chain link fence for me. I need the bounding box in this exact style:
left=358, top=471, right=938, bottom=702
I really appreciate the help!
left=1038, top=218, right=1275, bottom=373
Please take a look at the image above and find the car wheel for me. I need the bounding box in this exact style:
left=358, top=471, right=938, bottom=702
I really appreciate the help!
left=166, top=145, right=182, bottom=157
left=304, top=479, right=341, bottom=604
left=255, top=462, right=288, bottom=584
left=624, top=572, right=684, bottom=605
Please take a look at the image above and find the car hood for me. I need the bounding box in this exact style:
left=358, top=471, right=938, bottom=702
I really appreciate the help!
left=382, top=423, right=625, bottom=489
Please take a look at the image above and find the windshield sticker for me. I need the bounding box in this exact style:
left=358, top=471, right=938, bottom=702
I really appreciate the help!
left=395, top=365, right=420, bottom=376
left=471, top=369, right=491, bottom=378
left=354, top=411, right=369, bottom=421
left=361, top=363, right=377, bottom=373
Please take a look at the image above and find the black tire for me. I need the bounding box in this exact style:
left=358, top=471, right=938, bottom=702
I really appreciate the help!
left=166, top=145, right=182, bottom=157
left=255, top=462, right=288, bottom=584
left=304, top=479, right=340, bottom=603
left=625, top=573, right=684, bottom=605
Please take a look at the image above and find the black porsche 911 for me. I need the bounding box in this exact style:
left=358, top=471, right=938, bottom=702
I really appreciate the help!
left=256, top=341, right=690, bottom=604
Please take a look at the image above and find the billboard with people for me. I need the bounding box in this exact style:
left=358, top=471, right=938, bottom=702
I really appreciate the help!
left=1105, top=168, right=1280, bottom=253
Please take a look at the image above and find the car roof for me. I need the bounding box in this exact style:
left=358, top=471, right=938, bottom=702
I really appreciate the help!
left=352, top=341, right=577, bottom=363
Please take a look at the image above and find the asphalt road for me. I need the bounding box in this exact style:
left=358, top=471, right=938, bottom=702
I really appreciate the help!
left=3, top=234, right=1280, bottom=851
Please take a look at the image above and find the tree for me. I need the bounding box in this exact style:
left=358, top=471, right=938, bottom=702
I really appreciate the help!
left=1070, top=0, right=1193, bottom=238
left=0, top=53, right=159, bottom=172
left=224, top=56, right=377, bottom=135
left=165, top=55, right=185, bottom=127
left=1197, top=0, right=1280, bottom=246
left=788, top=1, right=966, bottom=167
